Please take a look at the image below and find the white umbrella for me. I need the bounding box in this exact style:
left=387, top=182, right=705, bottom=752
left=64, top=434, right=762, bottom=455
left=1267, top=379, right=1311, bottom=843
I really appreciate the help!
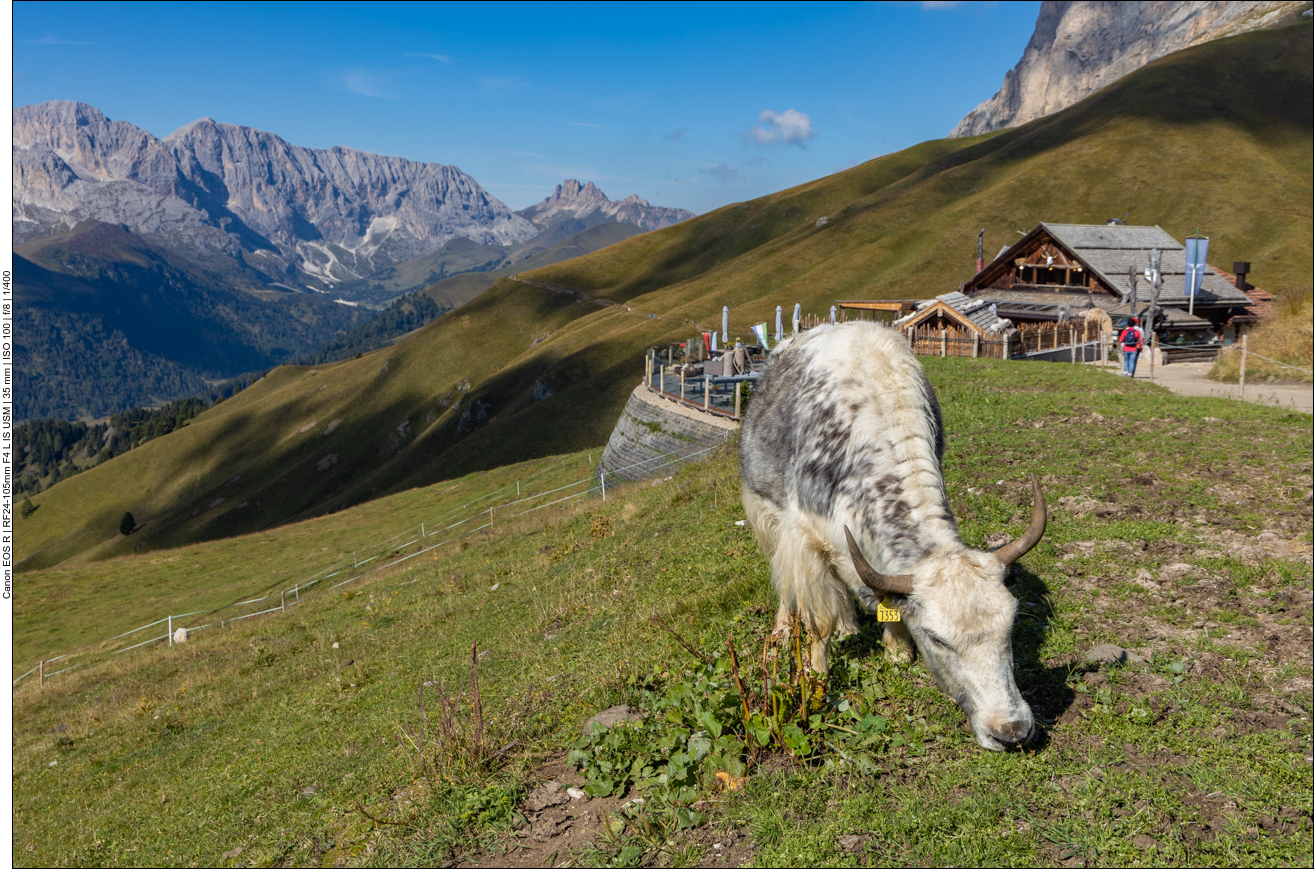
left=775, top=306, right=783, bottom=341
left=722, top=306, right=729, bottom=342
left=792, top=303, right=801, bottom=335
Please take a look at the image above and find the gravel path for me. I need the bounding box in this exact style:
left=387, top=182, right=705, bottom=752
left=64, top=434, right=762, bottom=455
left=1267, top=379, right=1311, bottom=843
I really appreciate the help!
left=1099, top=358, right=1313, bottom=413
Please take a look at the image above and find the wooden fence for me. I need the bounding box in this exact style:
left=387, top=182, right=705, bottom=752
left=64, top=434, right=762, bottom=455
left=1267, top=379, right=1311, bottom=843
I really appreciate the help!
left=905, top=325, right=1010, bottom=359
left=1011, top=319, right=1106, bottom=356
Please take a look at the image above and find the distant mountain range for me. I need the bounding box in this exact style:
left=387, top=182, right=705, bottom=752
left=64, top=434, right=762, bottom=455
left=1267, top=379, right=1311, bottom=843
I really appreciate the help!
left=519, top=179, right=693, bottom=233
left=12, top=100, right=695, bottom=420
left=950, top=0, right=1309, bottom=137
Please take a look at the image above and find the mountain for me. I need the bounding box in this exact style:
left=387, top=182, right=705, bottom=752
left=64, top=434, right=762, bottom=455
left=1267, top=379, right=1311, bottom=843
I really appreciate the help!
left=16, top=21, right=1310, bottom=569
left=518, top=179, right=695, bottom=233
left=12, top=101, right=695, bottom=419
left=949, top=0, right=1310, bottom=138
left=13, top=101, right=538, bottom=290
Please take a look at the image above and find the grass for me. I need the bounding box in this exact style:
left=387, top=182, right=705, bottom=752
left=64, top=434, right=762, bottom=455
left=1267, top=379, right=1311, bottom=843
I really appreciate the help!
left=12, top=358, right=1312, bottom=867
left=19, top=23, right=1312, bottom=573
left=1211, top=289, right=1313, bottom=383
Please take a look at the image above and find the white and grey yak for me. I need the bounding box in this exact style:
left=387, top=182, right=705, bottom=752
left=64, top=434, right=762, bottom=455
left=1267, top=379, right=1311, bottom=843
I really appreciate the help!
left=739, top=321, right=1046, bottom=750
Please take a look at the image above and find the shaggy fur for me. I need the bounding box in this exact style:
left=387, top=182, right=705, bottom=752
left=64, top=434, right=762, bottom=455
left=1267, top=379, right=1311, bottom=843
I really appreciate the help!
left=739, top=322, right=1034, bottom=750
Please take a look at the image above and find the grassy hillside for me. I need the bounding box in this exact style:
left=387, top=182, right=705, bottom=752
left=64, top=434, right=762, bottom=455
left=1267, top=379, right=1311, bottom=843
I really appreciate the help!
left=13, top=359, right=1311, bottom=867
left=19, top=23, right=1312, bottom=569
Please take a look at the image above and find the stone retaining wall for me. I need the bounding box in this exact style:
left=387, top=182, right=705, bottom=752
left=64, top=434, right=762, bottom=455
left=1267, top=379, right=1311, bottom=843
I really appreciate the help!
left=598, top=384, right=738, bottom=484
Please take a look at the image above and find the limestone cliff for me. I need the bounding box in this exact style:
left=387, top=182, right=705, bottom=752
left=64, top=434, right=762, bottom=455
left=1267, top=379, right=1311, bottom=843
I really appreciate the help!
left=12, top=101, right=539, bottom=285
left=518, top=179, right=695, bottom=232
left=950, top=0, right=1310, bottom=138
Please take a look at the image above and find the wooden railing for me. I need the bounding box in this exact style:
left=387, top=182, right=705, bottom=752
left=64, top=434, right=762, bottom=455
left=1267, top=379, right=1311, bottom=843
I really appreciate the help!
left=904, top=325, right=1011, bottom=359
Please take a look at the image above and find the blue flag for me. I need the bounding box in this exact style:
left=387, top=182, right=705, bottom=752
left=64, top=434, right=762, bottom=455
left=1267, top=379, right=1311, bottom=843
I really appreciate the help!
left=1184, top=236, right=1209, bottom=297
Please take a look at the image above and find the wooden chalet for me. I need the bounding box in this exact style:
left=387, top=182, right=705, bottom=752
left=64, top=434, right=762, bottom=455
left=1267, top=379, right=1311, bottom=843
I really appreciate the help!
left=962, top=223, right=1254, bottom=344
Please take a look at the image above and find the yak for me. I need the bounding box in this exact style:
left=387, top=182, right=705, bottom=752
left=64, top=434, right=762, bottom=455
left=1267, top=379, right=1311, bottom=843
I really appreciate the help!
left=739, top=321, right=1045, bottom=750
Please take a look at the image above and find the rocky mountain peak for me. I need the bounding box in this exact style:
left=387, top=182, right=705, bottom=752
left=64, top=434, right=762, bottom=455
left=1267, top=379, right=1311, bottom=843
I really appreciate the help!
left=949, top=0, right=1307, bottom=138
left=13, top=100, right=539, bottom=288
left=519, top=179, right=693, bottom=232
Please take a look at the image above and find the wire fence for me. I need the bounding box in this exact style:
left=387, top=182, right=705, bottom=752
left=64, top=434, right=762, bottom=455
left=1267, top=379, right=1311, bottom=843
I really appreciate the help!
left=13, top=439, right=729, bottom=691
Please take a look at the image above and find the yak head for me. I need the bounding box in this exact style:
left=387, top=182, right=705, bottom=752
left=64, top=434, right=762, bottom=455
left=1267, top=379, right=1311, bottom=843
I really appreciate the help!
left=846, top=477, right=1046, bottom=751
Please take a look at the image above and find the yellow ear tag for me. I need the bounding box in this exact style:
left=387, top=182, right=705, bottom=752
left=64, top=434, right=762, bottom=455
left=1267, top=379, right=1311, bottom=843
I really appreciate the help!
left=876, top=601, right=901, bottom=622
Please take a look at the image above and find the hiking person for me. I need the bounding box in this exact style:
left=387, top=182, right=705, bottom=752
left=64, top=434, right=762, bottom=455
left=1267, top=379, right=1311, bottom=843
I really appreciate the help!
left=1119, top=317, right=1145, bottom=377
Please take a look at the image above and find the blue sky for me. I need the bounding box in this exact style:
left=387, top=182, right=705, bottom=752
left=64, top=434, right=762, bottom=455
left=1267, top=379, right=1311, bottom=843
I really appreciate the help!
left=13, top=1, right=1041, bottom=214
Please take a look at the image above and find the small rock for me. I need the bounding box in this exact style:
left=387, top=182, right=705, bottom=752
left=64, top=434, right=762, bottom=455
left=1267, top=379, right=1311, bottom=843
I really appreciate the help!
left=172, top=627, right=191, bottom=643
left=221, top=847, right=243, bottom=859
left=1132, top=834, right=1160, bottom=849
left=567, top=787, right=589, bottom=801
left=713, top=843, right=723, bottom=851
left=331, top=642, right=340, bottom=649
left=490, top=583, right=500, bottom=591
left=838, top=834, right=867, bottom=853
left=583, top=704, right=644, bottom=735
left=301, top=786, right=317, bottom=796
left=1085, top=644, right=1145, bottom=665
left=734, top=519, right=747, bottom=526
left=1132, top=569, right=1160, bottom=592
left=525, top=781, right=569, bottom=812
left=1089, top=767, right=1105, bottom=780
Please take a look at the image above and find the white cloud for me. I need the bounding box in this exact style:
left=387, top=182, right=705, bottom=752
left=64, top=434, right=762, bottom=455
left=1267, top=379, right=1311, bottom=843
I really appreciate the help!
left=745, top=109, right=816, bottom=147
left=343, top=72, right=398, bottom=99
left=558, top=120, right=605, bottom=128
left=406, top=52, right=454, bottom=62
left=703, top=162, right=739, bottom=181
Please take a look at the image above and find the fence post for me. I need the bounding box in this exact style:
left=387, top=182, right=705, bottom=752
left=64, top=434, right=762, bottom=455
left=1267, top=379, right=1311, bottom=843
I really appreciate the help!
left=680, top=368, right=685, bottom=400
left=734, top=383, right=741, bottom=419
left=489, top=506, right=495, bottom=533
left=1070, top=329, right=1076, bottom=364
left=1004, top=333, right=1010, bottom=360
left=1239, top=334, right=1248, bottom=400
left=38, top=660, right=43, bottom=687
left=601, top=471, right=607, bottom=502
left=168, top=614, right=173, bottom=646
left=294, top=583, right=300, bottom=602
left=660, top=365, right=665, bottom=395
left=704, top=376, right=710, bottom=409
left=973, top=333, right=980, bottom=358
left=940, top=329, right=946, bottom=357
left=281, top=591, right=286, bottom=613
left=354, top=552, right=358, bottom=569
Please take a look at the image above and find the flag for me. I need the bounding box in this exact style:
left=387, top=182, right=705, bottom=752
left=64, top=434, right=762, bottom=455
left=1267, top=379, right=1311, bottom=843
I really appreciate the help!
left=1184, top=236, right=1209, bottom=297
left=751, top=323, right=770, bottom=349
left=702, top=332, right=712, bottom=355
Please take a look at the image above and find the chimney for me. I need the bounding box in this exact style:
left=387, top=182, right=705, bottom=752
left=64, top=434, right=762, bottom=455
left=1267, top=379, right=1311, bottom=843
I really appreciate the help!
left=1233, top=261, right=1250, bottom=292
left=975, top=229, right=985, bottom=274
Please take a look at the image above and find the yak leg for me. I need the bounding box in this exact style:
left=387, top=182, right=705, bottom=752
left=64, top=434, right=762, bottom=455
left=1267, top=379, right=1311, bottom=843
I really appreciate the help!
left=883, top=620, right=915, bottom=663
left=772, top=527, right=857, bottom=676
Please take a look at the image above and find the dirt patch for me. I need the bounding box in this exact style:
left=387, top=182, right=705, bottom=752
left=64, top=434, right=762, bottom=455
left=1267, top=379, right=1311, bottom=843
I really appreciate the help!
left=465, top=754, right=626, bottom=868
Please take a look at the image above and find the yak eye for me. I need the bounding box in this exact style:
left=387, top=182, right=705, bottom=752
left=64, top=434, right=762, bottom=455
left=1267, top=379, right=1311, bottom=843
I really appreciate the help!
left=923, top=632, right=954, bottom=651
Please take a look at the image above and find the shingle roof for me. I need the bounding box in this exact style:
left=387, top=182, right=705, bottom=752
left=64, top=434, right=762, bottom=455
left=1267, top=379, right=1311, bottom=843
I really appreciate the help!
left=1041, top=223, right=1249, bottom=306
left=895, top=291, right=1015, bottom=333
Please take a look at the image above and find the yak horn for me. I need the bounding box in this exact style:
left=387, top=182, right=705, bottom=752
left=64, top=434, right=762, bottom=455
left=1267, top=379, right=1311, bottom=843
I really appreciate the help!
left=845, top=527, right=914, bottom=596
left=993, top=475, right=1047, bottom=566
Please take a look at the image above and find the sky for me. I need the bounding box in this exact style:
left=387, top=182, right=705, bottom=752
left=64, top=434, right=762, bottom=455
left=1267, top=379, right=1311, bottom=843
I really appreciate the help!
left=12, top=1, right=1041, bottom=215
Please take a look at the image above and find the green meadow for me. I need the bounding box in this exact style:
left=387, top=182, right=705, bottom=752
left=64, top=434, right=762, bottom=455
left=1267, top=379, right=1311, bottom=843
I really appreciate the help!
left=13, top=359, right=1311, bottom=867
